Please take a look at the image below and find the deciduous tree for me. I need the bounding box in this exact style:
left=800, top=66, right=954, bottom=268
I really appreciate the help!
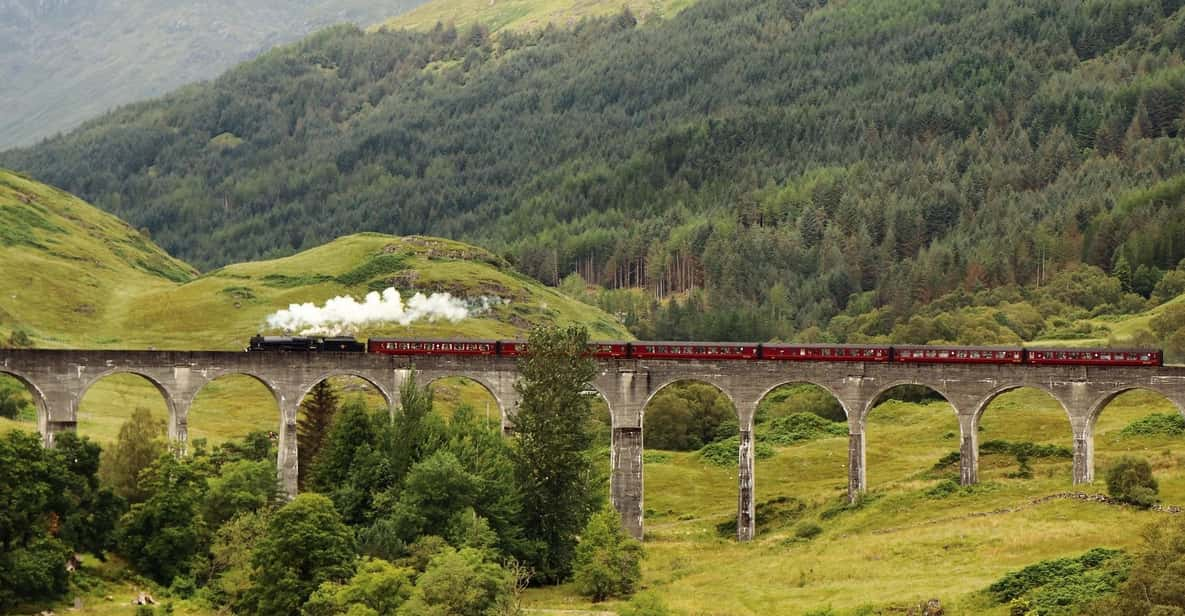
left=511, top=325, right=602, bottom=582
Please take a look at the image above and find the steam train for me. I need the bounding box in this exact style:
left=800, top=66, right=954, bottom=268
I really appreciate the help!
left=247, top=336, right=1163, bottom=366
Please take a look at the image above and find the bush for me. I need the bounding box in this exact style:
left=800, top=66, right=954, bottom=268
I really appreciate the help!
left=926, top=479, right=960, bottom=498
left=1120, top=413, right=1185, bottom=437
left=573, top=506, right=643, bottom=602
left=1106, top=456, right=1159, bottom=508
left=794, top=522, right=823, bottom=540
left=397, top=547, right=511, bottom=615
left=617, top=592, right=671, bottom=616
left=697, top=436, right=775, bottom=466
left=760, top=413, right=847, bottom=446
left=6, top=329, right=31, bottom=348
left=988, top=548, right=1125, bottom=603
left=716, top=496, right=806, bottom=537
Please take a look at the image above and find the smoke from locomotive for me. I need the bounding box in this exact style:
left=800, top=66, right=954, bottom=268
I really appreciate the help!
left=265, top=287, right=469, bottom=335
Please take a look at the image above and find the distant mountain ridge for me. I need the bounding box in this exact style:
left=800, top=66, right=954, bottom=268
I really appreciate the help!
left=0, top=0, right=431, bottom=148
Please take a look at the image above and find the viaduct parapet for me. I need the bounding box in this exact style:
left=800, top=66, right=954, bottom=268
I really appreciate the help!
left=4, top=348, right=1185, bottom=541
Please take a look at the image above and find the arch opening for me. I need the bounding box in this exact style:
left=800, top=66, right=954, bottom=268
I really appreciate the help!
left=640, top=379, right=738, bottom=538
left=77, top=371, right=172, bottom=447
left=425, top=376, right=502, bottom=428
left=747, top=382, right=850, bottom=538
left=1091, top=387, right=1185, bottom=497
left=187, top=373, right=282, bottom=452
left=863, top=384, right=960, bottom=493
left=0, top=371, right=43, bottom=435
left=976, top=386, right=1074, bottom=485
left=296, top=375, right=391, bottom=491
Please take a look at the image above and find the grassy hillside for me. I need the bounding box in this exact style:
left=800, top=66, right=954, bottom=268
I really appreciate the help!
left=0, top=169, right=197, bottom=346
left=0, top=169, right=628, bottom=349
left=527, top=387, right=1185, bottom=614
left=375, top=0, right=693, bottom=33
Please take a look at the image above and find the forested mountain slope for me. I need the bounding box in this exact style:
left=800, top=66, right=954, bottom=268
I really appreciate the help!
left=6, top=0, right=1185, bottom=345
left=0, top=0, right=430, bottom=148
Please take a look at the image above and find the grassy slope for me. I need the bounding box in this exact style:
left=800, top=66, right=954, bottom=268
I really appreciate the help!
left=375, top=0, right=695, bottom=33
left=526, top=388, right=1185, bottom=615
left=0, top=170, right=197, bottom=347
left=0, top=171, right=628, bottom=349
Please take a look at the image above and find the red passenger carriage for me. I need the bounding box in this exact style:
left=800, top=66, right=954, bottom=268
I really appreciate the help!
left=368, top=338, right=497, bottom=355
left=589, top=342, right=630, bottom=358
left=630, top=342, right=759, bottom=360
left=761, top=344, right=890, bottom=362
left=893, top=346, right=1023, bottom=364
left=1027, top=348, right=1162, bottom=366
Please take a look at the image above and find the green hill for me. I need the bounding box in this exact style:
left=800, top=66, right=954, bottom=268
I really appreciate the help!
left=0, top=170, right=628, bottom=350
left=0, top=170, right=197, bottom=346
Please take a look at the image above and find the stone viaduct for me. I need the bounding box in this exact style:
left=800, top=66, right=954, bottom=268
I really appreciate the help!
left=3, top=348, right=1185, bottom=541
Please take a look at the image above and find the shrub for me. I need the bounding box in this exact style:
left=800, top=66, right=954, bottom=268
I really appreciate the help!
left=397, top=548, right=511, bottom=615
left=697, top=436, right=775, bottom=466
left=1106, top=456, right=1159, bottom=508
left=716, top=496, right=806, bottom=537
left=1119, top=413, right=1185, bottom=437
left=617, top=592, right=671, bottom=616
left=988, top=548, right=1125, bottom=603
left=572, top=506, right=643, bottom=602
left=794, top=522, right=823, bottom=540
left=927, top=479, right=960, bottom=498
left=760, top=413, right=847, bottom=446
left=6, top=329, right=32, bottom=348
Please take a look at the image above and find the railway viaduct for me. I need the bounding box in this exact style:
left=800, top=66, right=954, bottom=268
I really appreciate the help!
left=4, top=348, right=1185, bottom=541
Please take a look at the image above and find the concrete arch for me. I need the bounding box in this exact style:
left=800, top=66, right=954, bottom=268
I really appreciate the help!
left=0, top=368, right=50, bottom=434
left=181, top=370, right=280, bottom=410
left=860, top=380, right=957, bottom=427
left=78, top=368, right=178, bottom=427
left=1087, top=386, right=1185, bottom=427
left=641, top=376, right=737, bottom=421
left=422, top=374, right=502, bottom=410
left=183, top=372, right=285, bottom=444
left=973, top=384, right=1074, bottom=426
left=299, top=371, right=393, bottom=410
left=753, top=379, right=852, bottom=421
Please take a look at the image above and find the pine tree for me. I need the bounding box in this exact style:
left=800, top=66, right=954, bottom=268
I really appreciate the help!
left=297, top=380, right=339, bottom=490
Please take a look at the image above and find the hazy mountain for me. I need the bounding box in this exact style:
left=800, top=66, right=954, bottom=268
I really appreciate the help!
left=0, top=0, right=429, bottom=148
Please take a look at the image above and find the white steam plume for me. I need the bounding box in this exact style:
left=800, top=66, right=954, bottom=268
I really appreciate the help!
left=266, top=288, right=471, bottom=336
